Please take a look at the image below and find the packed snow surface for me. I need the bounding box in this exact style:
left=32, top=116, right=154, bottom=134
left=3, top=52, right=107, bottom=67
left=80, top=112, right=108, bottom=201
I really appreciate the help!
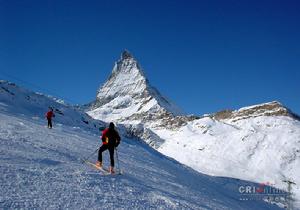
left=0, top=111, right=282, bottom=209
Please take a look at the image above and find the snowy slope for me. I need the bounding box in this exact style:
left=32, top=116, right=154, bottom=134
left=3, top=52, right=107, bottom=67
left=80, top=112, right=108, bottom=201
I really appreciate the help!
left=0, top=80, right=105, bottom=131
left=0, top=104, right=281, bottom=209
left=146, top=102, right=300, bottom=208
left=87, top=50, right=184, bottom=123
left=155, top=114, right=300, bottom=204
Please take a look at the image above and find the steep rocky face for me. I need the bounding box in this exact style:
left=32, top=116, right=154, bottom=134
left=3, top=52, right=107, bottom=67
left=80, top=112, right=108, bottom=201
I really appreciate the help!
left=92, top=50, right=147, bottom=108
left=88, top=50, right=183, bottom=123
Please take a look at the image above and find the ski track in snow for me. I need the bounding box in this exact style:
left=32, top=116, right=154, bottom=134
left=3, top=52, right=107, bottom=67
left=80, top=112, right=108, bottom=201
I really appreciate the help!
left=0, top=111, right=281, bottom=209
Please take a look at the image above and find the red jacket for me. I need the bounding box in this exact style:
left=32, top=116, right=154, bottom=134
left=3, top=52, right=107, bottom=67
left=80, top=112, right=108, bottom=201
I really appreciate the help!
left=46, top=111, right=54, bottom=119
left=101, top=128, right=109, bottom=145
left=101, top=128, right=121, bottom=147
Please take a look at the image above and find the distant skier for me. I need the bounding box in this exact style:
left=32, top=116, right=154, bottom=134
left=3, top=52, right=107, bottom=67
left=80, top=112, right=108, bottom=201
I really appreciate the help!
left=45, top=107, right=55, bottom=129
left=96, top=122, right=121, bottom=174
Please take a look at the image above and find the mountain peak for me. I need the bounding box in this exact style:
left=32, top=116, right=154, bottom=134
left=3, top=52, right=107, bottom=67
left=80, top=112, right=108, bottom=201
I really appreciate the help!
left=113, top=50, right=143, bottom=76
left=88, top=51, right=183, bottom=122
left=121, top=49, right=133, bottom=60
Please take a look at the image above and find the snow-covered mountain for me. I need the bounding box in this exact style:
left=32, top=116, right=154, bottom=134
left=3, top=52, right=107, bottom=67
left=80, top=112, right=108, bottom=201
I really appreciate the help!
left=0, top=81, right=282, bottom=209
left=156, top=101, right=300, bottom=206
left=87, top=51, right=300, bottom=207
left=87, top=50, right=184, bottom=123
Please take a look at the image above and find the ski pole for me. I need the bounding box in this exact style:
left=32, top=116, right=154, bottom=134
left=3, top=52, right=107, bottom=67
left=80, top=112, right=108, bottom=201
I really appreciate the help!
left=81, top=148, right=99, bottom=163
left=115, top=147, right=121, bottom=174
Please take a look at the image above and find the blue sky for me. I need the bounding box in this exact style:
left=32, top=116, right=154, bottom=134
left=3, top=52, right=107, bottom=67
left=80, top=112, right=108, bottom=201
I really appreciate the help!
left=1, top=0, right=299, bottom=115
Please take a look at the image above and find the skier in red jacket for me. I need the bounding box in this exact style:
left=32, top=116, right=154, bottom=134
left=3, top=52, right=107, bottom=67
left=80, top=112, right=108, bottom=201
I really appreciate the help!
left=45, top=107, right=55, bottom=129
left=96, top=122, right=121, bottom=174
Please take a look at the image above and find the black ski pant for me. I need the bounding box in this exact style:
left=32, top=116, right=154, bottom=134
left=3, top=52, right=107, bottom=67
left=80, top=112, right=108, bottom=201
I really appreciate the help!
left=98, top=144, right=115, bottom=167
left=47, top=117, right=52, bottom=128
